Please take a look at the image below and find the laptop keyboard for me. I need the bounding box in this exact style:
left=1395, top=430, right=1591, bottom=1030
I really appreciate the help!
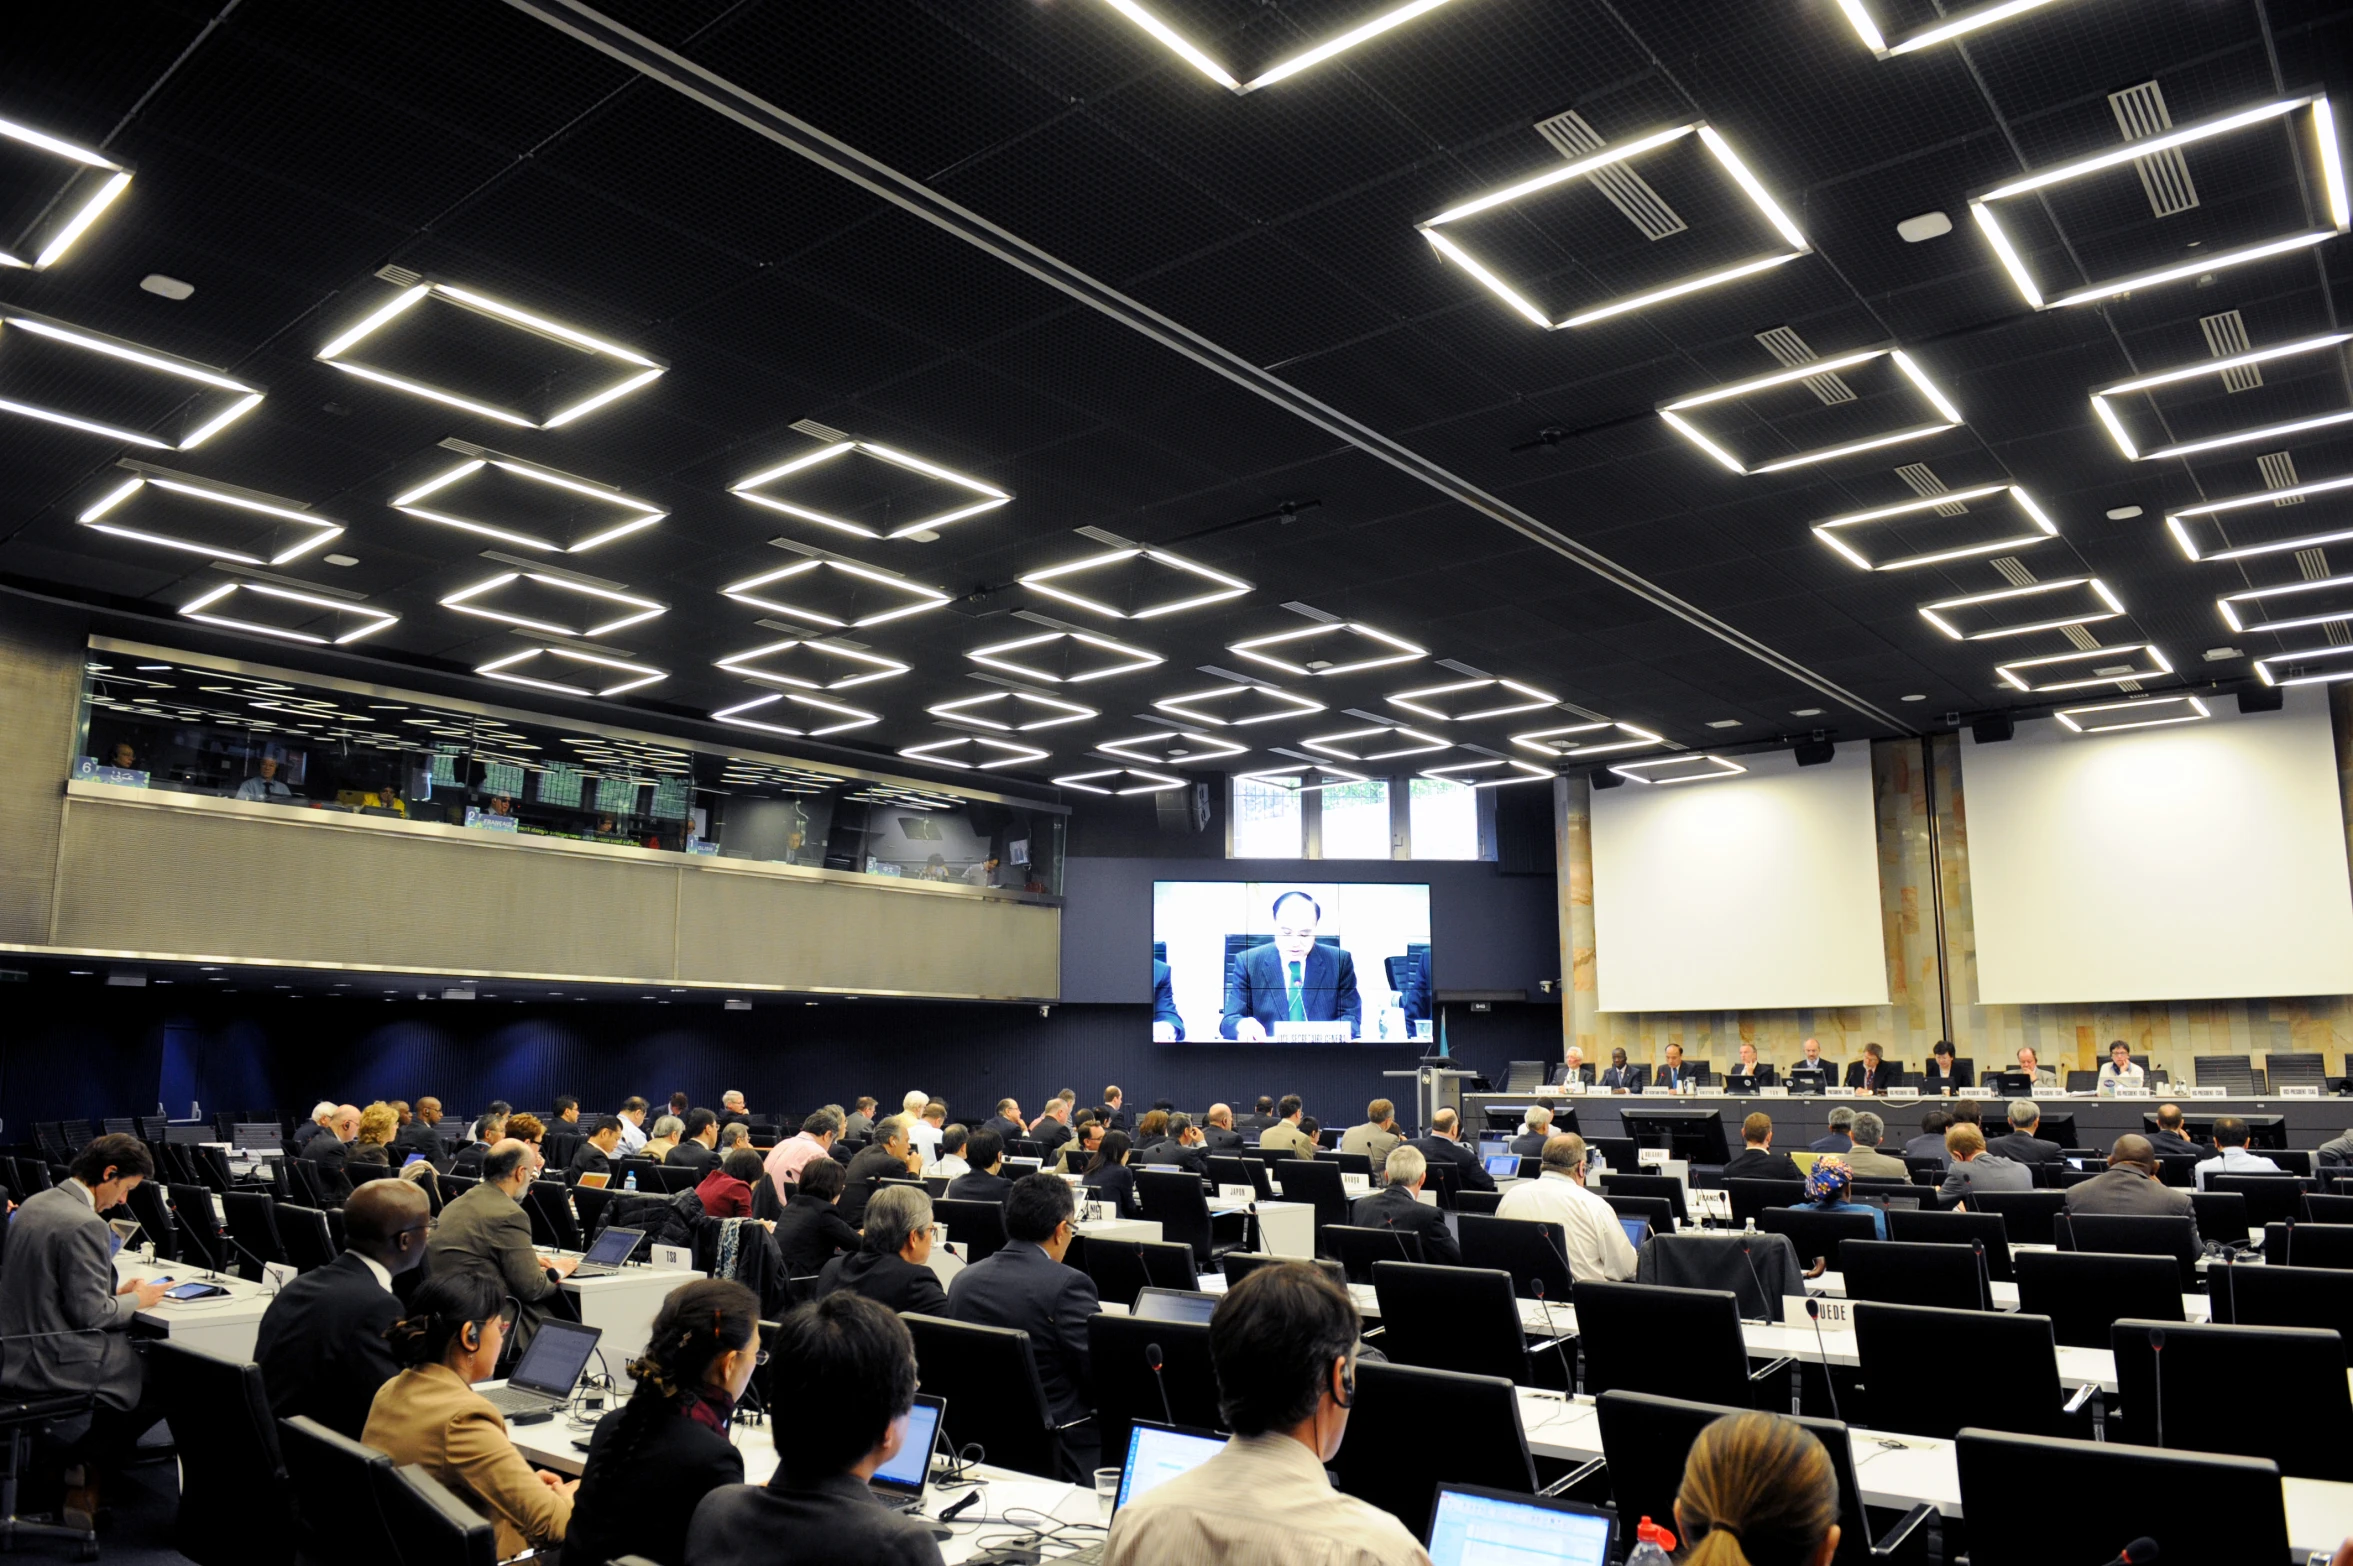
left=481, top=1384, right=563, bottom=1416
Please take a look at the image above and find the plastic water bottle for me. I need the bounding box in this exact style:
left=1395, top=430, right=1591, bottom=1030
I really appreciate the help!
left=1627, top=1518, right=1676, bottom=1566
left=623, top=1170, right=638, bottom=1192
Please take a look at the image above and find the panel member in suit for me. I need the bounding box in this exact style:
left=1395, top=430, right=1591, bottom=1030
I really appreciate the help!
left=1219, top=891, right=1362, bottom=1040
left=947, top=1174, right=1102, bottom=1476
left=1551, top=1047, right=1593, bottom=1088
left=1152, top=959, right=1186, bottom=1041
left=1258, top=1096, right=1317, bottom=1160
left=1200, top=1105, right=1245, bottom=1152
left=1920, top=1041, right=1970, bottom=1095
left=1409, top=1108, right=1495, bottom=1194
left=946, top=1129, right=1015, bottom=1203
left=425, top=1140, right=578, bottom=1355
left=2097, top=1040, right=2146, bottom=1093
left=1845, top=1042, right=1897, bottom=1095
left=983, top=1100, right=1028, bottom=1148
left=2012, top=1046, right=2059, bottom=1092
left=1598, top=1048, right=1647, bottom=1093
left=814, top=1185, right=950, bottom=1316
left=1029, top=1098, right=1076, bottom=1158
left=1138, top=1115, right=1212, bottom=1178
left=1348, top=1145, right=1459, bottom=1267
left=396, top=1097, right=451, bottom=1163
left=1726, top=1042, right=1775, bottom=1088
left=1984, top=1100, right=2068, bottom=1168
left=256, top=1177, right=430, bottom=1440
left=1650, top=1043, right=1694, bottom=1093
left=2064, top=1135, right=2199, bottom=1242
left=1721, top=1114, right=1803, bottom=1182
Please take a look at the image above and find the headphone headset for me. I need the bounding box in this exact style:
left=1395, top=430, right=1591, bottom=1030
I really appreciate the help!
left=1334, top=1359, right=1356, bottom=1409
left=462, top=1321, right=482, bottom=1352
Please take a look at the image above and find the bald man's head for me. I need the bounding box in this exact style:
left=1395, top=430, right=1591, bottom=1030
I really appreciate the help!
left=343, top=1177, right=431, bottom=1274
left=2108, top=1133, right=2157, bottom=1173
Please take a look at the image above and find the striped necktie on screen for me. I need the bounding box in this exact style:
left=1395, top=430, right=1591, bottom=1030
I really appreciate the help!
left=1287, top=960, right=1307, bottom=1022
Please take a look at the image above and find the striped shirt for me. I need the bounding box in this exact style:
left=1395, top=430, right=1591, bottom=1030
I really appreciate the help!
left=1104, top=1431, right=1431, bottom=1566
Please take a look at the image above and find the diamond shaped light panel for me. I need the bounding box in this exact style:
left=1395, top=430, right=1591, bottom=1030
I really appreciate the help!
left=967, top=630, right=1161, bottom=684
left=1096, top=0, right=1463, bottom=92
left=1837, top=0, right=2080, bottom=57
left=0, top=310, right=261, bottom=449
left=720, top=555, right=951, bottom=629
left=928, top=690, right=1097, bottom=731
left=1235, top=763, right=1371, bottom=793
left=1659, top=347, right=1963, bottom=475
left=439, top=572, right=665, bottom=639
left=715, top=638, right=907, bottom=691
left=0, top=113, right=131, bottom=269
left=2054, top=695, right=2211, bottom=734
left=1384, top=678, right=1558, bottom=721
left=900, top=735, right=1049, bottom=770
left=1053, top=766, right=1185, bottom=794
left=1154, top=683, right=1325, bottom=726
left=1511, top=721, right=1665, bottom=759
left=179, top=582, right=396, bottom=647
left=1611, top=754, right=1747, bottom=785
left=1303, top=725, right=1448, bottom=761
left=1097, top=730, right=1247, bottom=765
left=476, top=646, right=666, bottom=698
left=2089, top=333, right=2353, bottom=462
left=1422, top=758, right=1557, bottom=788
left=1228, top=621, right=1425, bottom=677
left=77, top=462, right=342, bottom=566
left=2166, top=473, right=2353, bottom=563
left=1918, top=577, right=2124, bottom=640
left=1812, top=484, right=2058, bottom=571
left=711, top=689, right=879, bottom=738
left=1995, top=644, right=2174, bottom=693
left=392, top=440, right=666, bottom=553
left=732, top=440, right=1008, bottom=540
left=1019, top=545, right=1250, bottom=618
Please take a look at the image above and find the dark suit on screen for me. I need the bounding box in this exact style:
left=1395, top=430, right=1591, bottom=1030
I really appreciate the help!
left=1219, top=942, right=1361, bottom=1039
left=1152, top=959, right=1185, bottom=1040
left=1350, top=1184, right=1460, bottom=1267
left=254, top=1251, right=403, bottom=1440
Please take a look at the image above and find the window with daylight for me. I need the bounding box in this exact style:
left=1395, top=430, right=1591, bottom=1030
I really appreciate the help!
left=1318, top=779, right=1392, bottom=859
left=1230, top=773, right=1304, bottom=857
left=1409, top=777, right=1482, bottom=859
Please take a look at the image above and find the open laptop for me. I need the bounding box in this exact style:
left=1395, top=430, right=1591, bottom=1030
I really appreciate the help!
left=568, top=1225, right=644, bottom=1278
left=480, top=1318, right=601, bottom=1419
left=1058, top=1421, right=1227, bottom=1564
left=1476, top=1135, right=1512, bottom=1164
left=1425, top=1483, right=1614, bottom=1566
left=1133, top=1287, right=1217, bottom=1324
left=868, top=1392, right=945, bottom=1516
left=1618, top=1216, right=1652, bottom=1250
left=1483, top=1153, right=1521, bottom=1179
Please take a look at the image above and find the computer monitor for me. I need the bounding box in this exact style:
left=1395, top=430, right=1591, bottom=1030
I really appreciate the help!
left=1133, top=1287, right=1218, bottom=1324
left=869, top=1392, right=943, bottom=1503
left=1484, top=1153, right=1521, bottom=1179
left=1116, top=1421, right=1225, bottom=1510
left=1425, top=1482, right=1614, bottom=1566
left=1618, top=1217, right=1652, bottom=1250
left=504, top=1319, right=601, bottom=1401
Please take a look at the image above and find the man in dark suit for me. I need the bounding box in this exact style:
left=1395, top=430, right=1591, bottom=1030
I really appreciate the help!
left=1651, top=1043, right=1694, bottom=1093
left=1845, top=1043, right=1898, bottom=1094
left=426, top=1140, right=577, bottom=1355
left=2063, top=1135, right=2199, bottom=1240
left=1098, top=1086, right=1132, bottom=1133
left=291, top=1101, right=336, bottom=1153
left=1920, top=1041, right=1971, bottom=1095
left=394, top=1096, right=450, bottom=1163
left=947, top=1174, right=1102, bottom=1473
left=1726, top=1043, right=1775, bottom=1088
left=840, top=1115, right=920, bottom=1226
left=2147, top=1104, right=2202, bottom=1158
left=984, top=1099, right=1029, bottom=1147
left=1219, top=891, right=1362, bottom=1040
left=1598, top=1048, right=1647, bottom=1093
left=1137, top=1114, right=1211, bottom=1177
left=1234, top=1096, right=1278, bottom=1136
left=303, top=1103, right=358, bottom=1175
left=256, top=1178, right=428, bottom=1439
left=1985, top=1101, right=2068, bottom=1167
left=666, top=1108, right=722, bottom=1178
left=1809, top=1108, right=1857, bottom=1154
left=568, top=1116, right=624, bottom=1184
left=1721, top=1113, right=1803, bottom=1182
left=1029, top=1098, right=1075, bottom=1159
left=1509, top=1105, right=1556, bottom=1159
left=1409, top=1108, right=1496, bottom=1194
left=450, top=1111, right=504, bottom=1177
left=1152, top=958, right=1186, bottom=1041
left=814, top=1185, right=949, bottom=1315
left=1348, top=1146, right=1460, bottom=1266
left=946, top=1129, right=1014, bottom=1203
left=1201, top=1104, right=1245, bottom=1152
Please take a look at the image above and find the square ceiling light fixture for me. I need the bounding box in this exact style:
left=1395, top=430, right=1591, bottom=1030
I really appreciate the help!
left=1918, top=576, right=2125, bottom=640
left=391, top=439, right=666, bottom=553
left=1811, top=484, right=2058, bottom=570
left=1096, top=730, right=1248, bottom=765
left=1153, top=682, right=1325, bottom=726
left=1303, top=725, right=1448, bottom=761
left=2217, top=573, right=2353, bottom=636
left=1228, top=621, right=1426, bottom=676
left=899, top=735, right=1050, bottom=770
left=2165, top=472, right=2353, bottom=562
left=2088, top=333, right=2353, bottom=461
left=1018, top=544, right=1251, bottom=618
left=1658, top=347, right=1963, bottom=474
left=927, top=689, right=1097, bottom=731
left=720, top=552, right=951, bottom=629
left=1995, top=643, right=2174, bottom=692
left=1836, top=0, right=2077, bottom=57
left=1419, top=121, right=1809, bottom=330
left=475, top=646, right=667, bottom=698
left=1234, top=762, right=1371, bottom=793
left=1097, top=0, right=1462, bottom=92
left=1610, top=754, right=1747, bottom=785
left=1511, top=720, right=1665, bottom=758
left=1384, top=677, right=1558, bottom=721
left=2054, top=694, right=2211, bottom=732
left=1969, top=94, right=2348, bottom=311
left=179, top=581, right=396, bottom=646
left=2255, top=644, right=2353, bottom=687
left=315, top=276, right=664, bottom=428
left=732, top=439, right=1008, bottom=541
left=1053, top=765, right=1186, bottom=794
left=967, top=629, right=1162, bottom=684
left=714, top=637, right=908, bottom=691
left=77, top=461, right=343, bottom=566
left=0, top=114, right=131, bottom=269
left=439, top=571, right=665, bottom=639
left=1421, top=757, right=1557, bottom=788
left=0, top=310, right=261, bottom=448
left=711, top=689, right=879, bottom=738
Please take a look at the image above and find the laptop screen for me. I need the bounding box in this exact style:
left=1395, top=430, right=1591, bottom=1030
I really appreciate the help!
left=581, top=1226, right=642, bottom=1266
left=1133, top=1287, right=1218, bottom=1324
left=1115, top=1423, right=1225, bottom=1510
left=1484, top=1154, right=1521, bottom=1178
left=1425, top=1484, right=1614, bottom=1566
left=507, top=1319, right=601, bottom=1398
left=1477, top=1136, right=1511, bottom=1163
left=868, top=1393, right=942, bottom=1500
left=1618, top=1217, right=1652, bottom=1249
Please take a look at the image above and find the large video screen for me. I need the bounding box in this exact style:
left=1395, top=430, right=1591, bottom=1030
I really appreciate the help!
left=1152, top=881, right=1432, bottom=1043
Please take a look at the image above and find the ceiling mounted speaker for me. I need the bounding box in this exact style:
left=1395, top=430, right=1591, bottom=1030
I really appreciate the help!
left=2238, top=685, right=2285, bottom=714
left=1793, top=738, right=1835, bottom=767
left=1971, top=714, right=2016, bottom=744
left=1589, top=768, right=1625, bottom=790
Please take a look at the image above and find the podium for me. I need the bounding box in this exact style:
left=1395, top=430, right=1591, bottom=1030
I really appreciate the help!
left=1385, top=1059, right=1482, bottom=1134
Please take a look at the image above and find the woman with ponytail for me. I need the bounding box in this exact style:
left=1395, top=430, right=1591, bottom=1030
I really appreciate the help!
left=362, top=1271, right=576, bottom=1558
left=1674, top=1411, right=1841, bottom=1566
left=565, top=1278, right=760, bottom=1566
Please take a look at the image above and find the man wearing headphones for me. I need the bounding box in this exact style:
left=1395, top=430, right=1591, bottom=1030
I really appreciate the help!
left=1220, top=890, right=1363, bottom=1041
left=1103, top=1263, right=1426, bottom=1565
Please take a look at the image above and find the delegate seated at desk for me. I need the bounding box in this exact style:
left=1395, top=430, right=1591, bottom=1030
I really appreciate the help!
left=234, top=755, right=293, bottom=802
left=1920, top=1041, right=1970, bottom=1094
left=2098, top=1040, right=2146, bottom=1092
left=1726, top=1041, right=1775, bottom=1087
left=1151, top=958, right=1185, bottom=1042
left=1219, top=891, right=1361, bottom=1040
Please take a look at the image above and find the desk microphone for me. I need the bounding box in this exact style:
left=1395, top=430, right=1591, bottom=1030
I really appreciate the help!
left=1738, top=1240, right=1771, bottom=1324
left=2283, top=1217, right=2295, bottom=1268
left=1804, top=1298, right=1842, bottom=1424
left=2097, top=1538, right=2159, bottom=1566
left=1380, top=1213, right=1417, bottom=1267
left=1972, top=1240, right=1992, bottom=1314
left=1143, top=1343, right=1175, bottom=1428
left=2147, top=1328, right=2166, bottom=1451
left=1529, top=1279, right=1577, bottom=1392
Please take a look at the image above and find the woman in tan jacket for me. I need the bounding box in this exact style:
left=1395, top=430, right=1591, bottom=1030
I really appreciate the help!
left=363, top=1270, right=575, bottom=1556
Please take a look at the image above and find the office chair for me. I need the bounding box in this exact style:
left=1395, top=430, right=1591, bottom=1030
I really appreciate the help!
left=1079, top=1237, right=1154, bottom=1307
left=1206, top=1154, right=1273, bottom=1201
left=2187, top=1189, right=2251, bottom=1243
left=279, top=1415, right=394, bottom=1561
left=1086, top=1315, right=1221, bottom=1463
left=1219, top=1251, right=1346, bottom=1290
left=2108, top=1319, right=2352, bottom=1479
left=1333, top=1362, right=1539, bottom=1542
left=2211, top=1263, right=2353, bottom=1363
left=2265, top=1221, right=2353, bottom=1269
left=1598, top=1192, right=1676, bottom=1236
left=1882, top=1208, right=2012, bottom=1281
left=1370, top=1262, right=1563, bottom=1389
left=1453, top=1189, right=1503, bottom=1215
left=221, top=1189, right=289, bottom=1275
left=58, top=1120, right=92, bottom=1152
left=932, top=1197, right=1008, bottom=1263
left=1962, top=1189, right=2066, bottom=1245
left=1725, top=1178, right=1805, bottom=1230
left=277, top=1204, right=340, bottom=1273
left=126, top=1178, right=179, bottom=1261
left=1840, top=1240, right=1993, bottom=1313
left=2012, top=1250, right=2182, bottom=1348
left=525, top=1181, right=583, bottom=1251
left=1136, top=1239, right=1202, bottom=1293
left=2265, top=1051, right=2327, bottom=1090
left=1135, top=1168, right=1246, bottom=1267
left=1271, top=1159, right=1350, bottom=1255
left=1573, top=1282, right=1788, bottom=1410
left=2191, top=1054, right=2263, bottom=1095
left=1955, top=1428, right=2288, bottom=1566
left=1597, top=1172, right=1688, bottom=1226
left=371, top=1463, right=496, bottom=1566
left=1327, top=1224, right=1424, bottom=1284
left=2268, top=1150, right=2316, bottom=1177
left=146, top=1341, right=297, bottom=1566
left=903, top=1314, right=1081, bottom=1480
left=1758, top=1208, right=1880, bottom=1272
left=572, top=1184, right=615, bottom=1235
left=2057, top=1213, right=2201, bottom=1290
left=1593, top=1391, right=1936, bottom=1566
left=169, top=1182, right=230, bottom=1273
left=1851, top=1303, right=2078, bottom=1439
left=2205, top=1173, right=2306, bottom=1230
left=2153, top=1154, right=2200, bottom=1188
left=0, top=1389, right=96, bottom=1559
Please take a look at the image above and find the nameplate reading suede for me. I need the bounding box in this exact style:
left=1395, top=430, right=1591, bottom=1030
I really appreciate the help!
left=1784, top=1294, right=1853, bottom=1331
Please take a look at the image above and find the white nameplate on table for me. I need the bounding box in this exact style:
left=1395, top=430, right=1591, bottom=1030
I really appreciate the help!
left=1340, top=1173, right=1371, bottom=1197
left=1885, top=1087, right=1919, bottom=1101
left=2190, top=1085, right=2228, bottom=1099
left=1959, top=1086, right=1995, bottom=1099
left=1827, top=1086, right=1855, bottom=1097
left=262, top=1261, right=298, bottom=1294
left=1761, top=1086, right=1789, bottom=1098
left=1217, top=1184, right=1256, bottom=1205
left=1785, top=1294, right=1853, bottom=1331
left=2104, top=1087, right=2152, bottom=1099
left=652, top=1244, right=694, bottom=1272
left=1638, top=1147, right=1670, bottom=1168
left=1270, top=1021, right=1352, bottom=1042
left=2284, top=1085, right=2322, bottom=1099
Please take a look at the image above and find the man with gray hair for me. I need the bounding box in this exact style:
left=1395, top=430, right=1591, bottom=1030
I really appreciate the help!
left=842, top=1114, right=919, bottom=1225
left=1509, top=1104, right=1553, bottom=1158
left=1809, top=1105, right=1857, bottom=1153
left=1496, top=1133, right=1637, bottom=1284
left=293, top=1099, right=339, bottom=1152
left=426, top=1138, right=575, bottom=1352
left=814, top=1182, right=948, bottom=1314
left=1347, top=1143, right=1459, bottom=1265
left=1986, top=1099, right=2068, bottom=1168
left=1842, top=1112, right=1909, bottom=1180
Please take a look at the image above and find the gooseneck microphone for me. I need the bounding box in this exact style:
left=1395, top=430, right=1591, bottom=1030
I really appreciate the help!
left=2148, top=1328, right=2166, bottom=1451
left=1804, top=1297, right=1843, bottom=1424
left=1972, top=1239, right=1992, bottom=1313
left=1143, top=1343, right=1175, bottom=1428
left=1529, top=1278, right=1577, bottom=1392
left=1737, top=1239, right=1771, bottom=1324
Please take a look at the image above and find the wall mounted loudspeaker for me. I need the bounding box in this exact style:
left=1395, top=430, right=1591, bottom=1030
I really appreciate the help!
left=1971, top=714, right=2015, bottom=744
left=1792, top=738, right=1835, bottom=767
left=1589, top=768, right=1625, bottom=790
left=2237, top=686, right=2284, bottom=715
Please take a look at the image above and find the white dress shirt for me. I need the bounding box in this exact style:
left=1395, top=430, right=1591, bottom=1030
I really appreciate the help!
left=2194, top=1145, right=2283, bottom=1189
left=907, top=1121, right=944, bottom=1160
left=615, top=1116, right=647, bottom=1154
left=1105, top=1431, right=1431, bottom=1566
left=2098, top=1061, right=2144, bottom=1092
left=923, top=1153, right=970, bottom=1181
left=1494, top=1169, right=1638, bottom=1283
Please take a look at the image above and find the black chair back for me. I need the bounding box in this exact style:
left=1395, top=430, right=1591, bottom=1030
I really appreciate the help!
left=1882, top=1206, right=2012, bottom=1281
left=1333, top=1362, right=1537, bottom=1541
left=2187, top=1189, right=2250, bottom=1243
left=221, top=1190, right=288, bottom=1274
left=1757, top=1207, right=1879, bottom=1271
left=1964, top=1189, right=2066, bottom=1243
left=933, top=1198, right=1010, bottom=1263
left=1852, top=1302, right=2066, bottom=1438
left=2057, top=1213, right=2200, bottom=1289
left=279, top=1414, right=394, bottom=1556
left=2109, top=1318, right=2352, bottom=1479
left=1955, top=1428, right=2288, bottom=1566
left=1327, top=1224, right=1423, bottom=1284
left=277, top=1204, right=340, bottom=1272
left=373, top=1463, right=497, bottom=1566
left=1839, top=1239, right=1991, bottom=1312
left=1080, top=1236, right=1153, bottom=1307
left=1453, top=1213, right=1573, bottom=1301
left=126, top=1179, right=179, bottom=1261
left=2265, top=1220, right=2353, bottom=1270
left=169, top=1183, right=230, bottom=1272
left=1452, top=1189, right=1502, bottom=1215
left=573, top=1184, right=615, bottom=1236
left=1220, top=1251, right=1347, bottom=1290
left=147, top=1341, right=295, bottom=1565
left=1574, top=1281, right=1753, bottom=1407
left=2013, top=1251, right=2182, bottom=1348
left=903, top=1313, right=1063, bottom=1479
left=2207, top=1173, right=2306, bottom=1229
left=2304, top=1192, right=2353, bottom=1223
left=1597, top=1172, right=1687, bottom=1225
left=1725, top=1178, right=1804, bottom=1229
left=1135, top=1168, right=1232, bottom=1268
left=525, top=1181, right=583, bottom=1250
left=2153, top=1154, right=2199, bottom=1188
left=2213, top=1263, right=2353, bottom=1363
left=1137, top=1239, right=1200, bottom=1292
left=1272, top=1159, right=1350, bottom=1251
left=1598, top=1192, right=1675, bottom=1235
left=1368, top=1261, right=1535, bottom=1385
left=1086, top=1315, right=1221, bottom=1463
left=1206, top=1154, right=1273, bottom=1201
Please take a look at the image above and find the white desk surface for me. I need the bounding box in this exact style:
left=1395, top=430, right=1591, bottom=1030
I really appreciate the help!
left=1809, top=1270, right=2213, bottom=1322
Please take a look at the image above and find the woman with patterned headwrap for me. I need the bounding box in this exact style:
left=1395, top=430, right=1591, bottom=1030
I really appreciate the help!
left=1794, top=1156, right=1887, bottom=1240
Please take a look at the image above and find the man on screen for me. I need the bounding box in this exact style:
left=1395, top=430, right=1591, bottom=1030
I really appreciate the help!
left=1219, top=891, right=1361, bottom=1041
left=1152, top=958, right=1185, bottom=1041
